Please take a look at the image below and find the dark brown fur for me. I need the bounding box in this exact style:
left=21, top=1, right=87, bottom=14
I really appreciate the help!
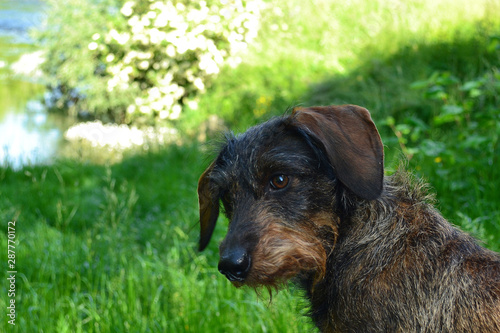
left=197, top=105, right=500, bottom=332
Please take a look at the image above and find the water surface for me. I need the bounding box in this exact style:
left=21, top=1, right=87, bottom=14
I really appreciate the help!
left=0, top=0, right=66, bottom=169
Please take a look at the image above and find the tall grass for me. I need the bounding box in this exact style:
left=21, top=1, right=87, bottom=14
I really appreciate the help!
left=1, top=0, right=499, bottom=331
left=0, top=147, right=315, bottom=332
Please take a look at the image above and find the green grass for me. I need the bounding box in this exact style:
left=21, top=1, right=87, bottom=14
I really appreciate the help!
left=0, top=147, right=315, bottom=332
left=1, top=0, right=500, bottom=331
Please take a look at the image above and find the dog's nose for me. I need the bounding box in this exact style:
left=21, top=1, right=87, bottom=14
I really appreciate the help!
left=218, top=248, right=251, bottom=282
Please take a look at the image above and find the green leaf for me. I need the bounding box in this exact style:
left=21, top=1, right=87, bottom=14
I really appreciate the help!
left=433, top=105, right=463, bottom=125
left=419, top=139, right=446, bottom=157
left=460, top=135, right=488, bottom=149
left=410, top=80, right=429, bottom=90
left=460, top=80, right=482, bottom=91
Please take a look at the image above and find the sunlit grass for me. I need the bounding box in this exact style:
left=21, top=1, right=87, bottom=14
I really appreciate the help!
left=0, top=147, right=315, bottom=332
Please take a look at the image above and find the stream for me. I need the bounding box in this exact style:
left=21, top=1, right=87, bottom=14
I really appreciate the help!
left=0, top=0, right=69, bottom=169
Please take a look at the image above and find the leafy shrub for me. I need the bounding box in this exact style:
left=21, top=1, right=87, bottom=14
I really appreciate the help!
left=38, top=0, right=262, bottom=125
left=384, top=68, right=500, bottom=165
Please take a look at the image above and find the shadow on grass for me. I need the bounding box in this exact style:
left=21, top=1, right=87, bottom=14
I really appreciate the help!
left=305, top=26, right=500, bottom=124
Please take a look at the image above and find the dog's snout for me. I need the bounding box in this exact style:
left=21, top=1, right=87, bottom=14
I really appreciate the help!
left=218, top=247, right=251, bottom=282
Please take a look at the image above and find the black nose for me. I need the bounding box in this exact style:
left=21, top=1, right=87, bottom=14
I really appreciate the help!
left=218, top=248, right=251, bottom=282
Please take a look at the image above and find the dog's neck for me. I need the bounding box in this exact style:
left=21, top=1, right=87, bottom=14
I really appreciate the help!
left=299, top=170, right=459, bottom=332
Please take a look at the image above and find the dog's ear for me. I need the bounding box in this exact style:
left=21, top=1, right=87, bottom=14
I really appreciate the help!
left=292, top=105, right=384, bottom=200
left=198, top=160, right=220, bottom=251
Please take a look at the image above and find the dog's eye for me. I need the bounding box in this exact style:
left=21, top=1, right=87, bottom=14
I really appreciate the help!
left=270, top=175, right=289, bottom=190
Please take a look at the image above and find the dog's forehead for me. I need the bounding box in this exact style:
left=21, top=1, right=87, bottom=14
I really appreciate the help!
left=218, top=119, right=286, bottom=167
left=212, top=117, right=317, bottom=183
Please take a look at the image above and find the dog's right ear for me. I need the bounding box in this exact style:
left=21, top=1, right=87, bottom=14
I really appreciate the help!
left=197, top=160, right=220, bottom=251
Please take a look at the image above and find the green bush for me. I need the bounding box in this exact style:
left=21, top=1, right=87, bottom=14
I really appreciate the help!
left=385, top=69, right=500, bottom=164
left=37, top=0, right=126, bottom=120
left=38, top=0, right=262, bottom=125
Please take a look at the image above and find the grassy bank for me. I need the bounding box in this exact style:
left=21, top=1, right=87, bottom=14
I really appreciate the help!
left=0, top=146, right=315, bottom=332
left=1, top=0, right=500, bottom=331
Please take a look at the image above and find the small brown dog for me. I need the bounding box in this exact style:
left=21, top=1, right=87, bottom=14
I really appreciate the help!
left=198, top=105, right=500, bottom=332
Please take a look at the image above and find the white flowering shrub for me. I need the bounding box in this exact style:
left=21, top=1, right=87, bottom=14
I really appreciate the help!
left=65, top=120, right=178, bottom=149
left=39, top=0, right=262, bottom=124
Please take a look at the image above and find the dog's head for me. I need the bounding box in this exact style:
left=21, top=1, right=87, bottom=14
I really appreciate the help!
left=197, top=105, right=384, bottom=287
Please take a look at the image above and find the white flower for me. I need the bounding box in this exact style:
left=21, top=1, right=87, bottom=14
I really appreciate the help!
left=137, top=51, right=152, bottom=59
left=151, top=101, right=164, bottom=111
left=176, top=39, right=188, bottom=54
left=109, top=29, right=130, bottom=45
left=199, top=57, right=219, bottom=75
left=173, top=85, right=185, bottom=98
left=154, top=11, right=170, bottom=28
left=159, top=110, right=169, bottom=120
left=127, top=105, right=136, bottom=113
left=88, top=42, right=98, bottom=50
left=187, top=100, right=198, bottom=110
left=193, top=78, right=205, bottom=91
left=107, top=64, right=120, bottom=75
left=148, top=87, right=161, bottom=100
left=170, top=104, right=182, bottom=119
left=162, top=95, right=174, bottom=107
left=139, top=105, right=151, bottom=114
left=159, top=72, right=173, bottom=85
left=220, top=8, right=231, bottom=19
left=124, top=50, right=138, bottom=65
left=119, top=33, right=131, bottom=45
left=128, top=15, right=140, bottom=27
left=166, top=44, right=176, bottom=57
left=149, top=28, right=165, bottom=44
left=138, top=60, right=149, bottom=70
left=121, top=1, right=135, bottom=17
left=140, top=17, right=151, bottom=27
left=107, top=78, right=117, bottom=91
left=159, top=110, right=169, bottom=119
left=123, top=66, right=133, bottom=75
left=118, top=70, right=130, bottom=83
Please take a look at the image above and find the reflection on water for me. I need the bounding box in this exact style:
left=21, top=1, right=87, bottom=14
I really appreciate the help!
left=0, top=0, right=68, bottom=169
left=0, top=100, right=61, bottom=169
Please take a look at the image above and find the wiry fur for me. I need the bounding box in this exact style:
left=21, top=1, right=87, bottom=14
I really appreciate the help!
left=197, top=105, right=500, bottom=333
left=306, top=170, right=500, bottom=332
